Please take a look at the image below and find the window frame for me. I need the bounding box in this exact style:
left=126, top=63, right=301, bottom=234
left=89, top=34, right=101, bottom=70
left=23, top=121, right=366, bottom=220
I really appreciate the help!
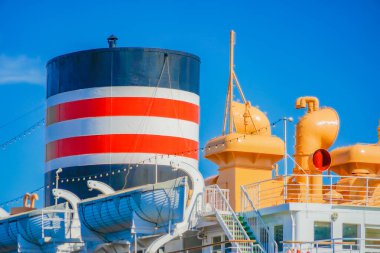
left=365, top=225, right=380, bottom=250
left=342, top=223, right=360, bottom=250
left=274, top=224, right=284, bottom=252
left=314, top=221, right=332, bottom=248
left=210, top=234, right=225, bottom=253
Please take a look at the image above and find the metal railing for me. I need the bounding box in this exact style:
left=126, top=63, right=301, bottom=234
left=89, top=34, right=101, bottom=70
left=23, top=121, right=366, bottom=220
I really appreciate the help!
left=244, top=174, right=380, bottom=209
left=41, top=206, right=81, bottom=241
left=203, top=185, right=263, bottom=253
left=203, top=185, right=230, bottom=215
left=283, top=238, right=380, bottom=253
left=241, top=185, right=278, bottom=253
left=167, top=240, right=267, bottom=253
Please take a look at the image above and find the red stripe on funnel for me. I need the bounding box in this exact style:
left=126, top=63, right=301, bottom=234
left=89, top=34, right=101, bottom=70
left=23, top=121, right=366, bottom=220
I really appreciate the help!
left=46, top=97, right=199, bottom=126
left=46, top=134, right=199, bottom=161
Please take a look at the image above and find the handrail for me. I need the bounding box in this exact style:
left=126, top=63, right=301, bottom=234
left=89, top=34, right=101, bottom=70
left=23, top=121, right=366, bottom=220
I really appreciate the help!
left=167, top=240, right=264, bottom=253
left=241, top=185, right=278, bottom=253
left=41, top=206, right=81, bottom=241
left=146, top=164, right=205, bottom=253
left=205, top=184, right=257, bottom=253
left=207, top=185, right=248, bottom=235
left=243, top=171, right=380, bottom=209
left=283, top=237, right=380, bottom=252
left=287, top=154, right=308, bottom=174
left=246, top=173, right=380, bottom=189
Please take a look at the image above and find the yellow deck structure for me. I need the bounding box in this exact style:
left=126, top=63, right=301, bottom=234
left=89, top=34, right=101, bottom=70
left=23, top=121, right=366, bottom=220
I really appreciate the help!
left=204, top=31, right=380, bottom=212
left=204, top=31, right=284, bottom=211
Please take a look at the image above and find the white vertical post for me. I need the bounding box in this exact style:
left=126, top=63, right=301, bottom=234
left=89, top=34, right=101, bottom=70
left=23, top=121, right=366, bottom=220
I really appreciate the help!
left=283, top=118, right=288, bottom=207
left=155, top=155, right=158, bottom=184
left=283, top=117, right=293, bottom=176
left=306, top=175, right=309, bottom=203
left=283, top=117, right=292, bottom=205
left=258, top=184, right=261, bottom=209
left=365, top=178, right=369, bottom=206
left=131, top=219, right=137, bottom=253
left=330, top=175, right=333, bottom=205
left=284, top=118, right=288, bottom=177
left=55, top=168, right=62, bottom=206
left=135, top=234, right=137, bottom=253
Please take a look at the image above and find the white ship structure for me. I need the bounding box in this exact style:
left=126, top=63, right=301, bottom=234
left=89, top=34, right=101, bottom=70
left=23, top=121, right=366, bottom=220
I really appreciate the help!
left=0, top=32, right=379, bottom=253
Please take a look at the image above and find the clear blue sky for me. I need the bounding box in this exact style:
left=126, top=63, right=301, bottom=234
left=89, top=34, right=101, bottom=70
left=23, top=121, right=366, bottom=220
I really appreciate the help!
left=0, top=0, right=379, bottom=207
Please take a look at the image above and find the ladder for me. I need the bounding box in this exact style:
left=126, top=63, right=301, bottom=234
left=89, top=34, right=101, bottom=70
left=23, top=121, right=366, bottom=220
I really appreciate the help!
left=204, top=185, right=265, bottom=253
left=241, top=185, right=278, bottom=253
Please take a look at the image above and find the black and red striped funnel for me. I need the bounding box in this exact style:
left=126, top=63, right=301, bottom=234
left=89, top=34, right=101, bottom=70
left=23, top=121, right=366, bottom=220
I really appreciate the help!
left=45, top=46, right=200, bottom=206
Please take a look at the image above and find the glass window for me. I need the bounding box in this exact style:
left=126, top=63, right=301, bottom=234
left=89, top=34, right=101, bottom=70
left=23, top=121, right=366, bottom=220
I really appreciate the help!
left=314, top=221, right=331, bottom=248
left=274, top=225, right=284, bottom=251
left=366, top=225, right=380, bottom=249
left=212, top=235, right=222, bottom=253
left=343, top=224, right=359, bottom=250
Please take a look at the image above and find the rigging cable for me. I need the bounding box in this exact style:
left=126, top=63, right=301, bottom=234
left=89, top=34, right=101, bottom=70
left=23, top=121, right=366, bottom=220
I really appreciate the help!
left=0, top=103, right=44, bottom=131
left=0, top=118, right=45, bottom=150
left=0, top=185, right=44, bottom=207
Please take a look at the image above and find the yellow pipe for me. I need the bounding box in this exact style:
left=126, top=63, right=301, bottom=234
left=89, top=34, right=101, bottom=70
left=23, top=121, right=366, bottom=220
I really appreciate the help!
left=293, top=97, right=339, bottom=201
left=30, top=193, right=39, bottom=208
left=295, top=96, right=320, bottom=113
left=23, top=193, right=30, bottom=207
left=294, top=97, right=339, bottom=173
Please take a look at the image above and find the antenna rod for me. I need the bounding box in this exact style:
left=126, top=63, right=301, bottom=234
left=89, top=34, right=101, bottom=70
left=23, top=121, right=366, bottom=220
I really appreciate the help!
left=228, top=30, right=235, bottom=134
left=223, top=30, right=248, bottom=134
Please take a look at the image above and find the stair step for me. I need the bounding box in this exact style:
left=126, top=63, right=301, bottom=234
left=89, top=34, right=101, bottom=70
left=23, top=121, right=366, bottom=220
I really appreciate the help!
left=247, top=232, right=254, bottom=237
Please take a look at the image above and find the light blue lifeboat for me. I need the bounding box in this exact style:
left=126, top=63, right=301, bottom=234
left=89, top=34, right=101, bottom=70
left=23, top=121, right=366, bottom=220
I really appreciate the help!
left=78, top=177, right=187, bottom=240
left=0, top=204, right=65, bottom=252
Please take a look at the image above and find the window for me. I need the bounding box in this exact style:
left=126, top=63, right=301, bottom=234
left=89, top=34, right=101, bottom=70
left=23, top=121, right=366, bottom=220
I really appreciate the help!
left=314, top=221, right=331, bottom=248
left=274, top=225, right=284, bottom=251
left=366, top=225, right=380, bottom=249
left=212, top=235, right=222, bottom=253
left=343, top=224, right=359, bottom=250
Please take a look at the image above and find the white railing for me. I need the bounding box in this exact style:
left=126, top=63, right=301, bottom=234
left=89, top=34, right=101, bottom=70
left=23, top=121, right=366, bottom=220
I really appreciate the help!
left=244, top=174, right=380, bottom=209
left=203, top=185, right=262, bottom=253
left=203, top=185, right=230, bottom=215
left=283, top=238, right=380, bottom=253
left=241, top=185, right=278, bottom=253
left=225, top=244, right=268, bottom=253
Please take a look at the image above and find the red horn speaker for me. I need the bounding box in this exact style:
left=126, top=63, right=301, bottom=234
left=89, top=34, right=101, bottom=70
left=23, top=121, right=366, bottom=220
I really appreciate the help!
left=312, top=149, right=331, bottom=172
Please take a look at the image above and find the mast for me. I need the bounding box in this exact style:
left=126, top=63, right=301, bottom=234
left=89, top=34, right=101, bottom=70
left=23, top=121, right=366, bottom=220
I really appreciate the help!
left=223, top=30, right=248, bottom=135
left=228, top=30, right=235, bottom=134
